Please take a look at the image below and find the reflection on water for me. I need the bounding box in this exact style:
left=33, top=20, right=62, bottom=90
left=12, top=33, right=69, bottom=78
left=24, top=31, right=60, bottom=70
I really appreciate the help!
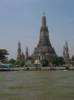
left=0, top=71, right=74, bottom=100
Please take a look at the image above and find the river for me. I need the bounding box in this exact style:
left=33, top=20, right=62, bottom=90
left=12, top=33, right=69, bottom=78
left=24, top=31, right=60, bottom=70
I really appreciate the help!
left=0, top=71, right=74, bottom=100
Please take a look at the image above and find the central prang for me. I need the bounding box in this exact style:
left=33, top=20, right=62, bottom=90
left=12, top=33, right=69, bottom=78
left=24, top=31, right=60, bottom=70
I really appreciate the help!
left=32, top=15, right=56, bottom=63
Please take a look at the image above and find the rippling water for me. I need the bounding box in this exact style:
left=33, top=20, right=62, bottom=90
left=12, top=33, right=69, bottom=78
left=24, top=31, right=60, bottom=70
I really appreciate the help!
left=0, top=71, right=74, bottom=100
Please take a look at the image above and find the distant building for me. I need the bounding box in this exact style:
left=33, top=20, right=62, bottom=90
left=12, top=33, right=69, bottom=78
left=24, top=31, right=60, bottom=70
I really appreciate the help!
left=25, top=47, right=29, bottom=60
left=63, top=41, right=70, bottom=64
left=17, top=41, right=25, bottom=61
left=21, top=52, right=25, bottom=60
left=32, top=14, right=56, bottom=62
left=17, top=41, right=22, bottom=60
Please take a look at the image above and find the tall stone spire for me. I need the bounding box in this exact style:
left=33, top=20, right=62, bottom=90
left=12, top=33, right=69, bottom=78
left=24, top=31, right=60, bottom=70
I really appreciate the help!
left=25, top=47, right=29, bottom=60
left=17, top=41, right=25, bottom=61
left=42, top=14, right=46, bottom=27
left=63, top=41, right=70, bottom=63
left=17, top=41, right=22, bottom=60
left=39, top=14, right=51, bottom=47
left=32, top=14, right=56, bottom=62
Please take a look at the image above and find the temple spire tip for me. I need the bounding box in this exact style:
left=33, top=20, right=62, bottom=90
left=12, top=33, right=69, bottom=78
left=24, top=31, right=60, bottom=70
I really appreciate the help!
left=42, top=12, right=46, bottom=26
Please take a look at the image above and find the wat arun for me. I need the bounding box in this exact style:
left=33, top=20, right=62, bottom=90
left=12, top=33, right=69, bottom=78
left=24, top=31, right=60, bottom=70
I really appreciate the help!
left=32, top=14, right=56, bottom=62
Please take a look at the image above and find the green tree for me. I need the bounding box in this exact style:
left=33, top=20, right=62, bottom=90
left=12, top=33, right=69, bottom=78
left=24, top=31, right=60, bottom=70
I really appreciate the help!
left=52, top=57, right=65, bottom=66
left=8, top=58, right=16, bottom=65
left=71, top=56, right=74, bottom=65
left=16, top=60, right=25, bottom=67
left=0, top=49, right=8, bottom=62
left=20, top=60, right=25, bottom=67
left=41, top=59, right=49, bottom=67
left=72, top=55, right=74, bottom=61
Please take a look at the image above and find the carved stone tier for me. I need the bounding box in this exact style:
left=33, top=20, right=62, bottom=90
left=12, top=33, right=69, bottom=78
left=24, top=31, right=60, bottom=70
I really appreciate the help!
left=32, top=15, right=56, bottom=61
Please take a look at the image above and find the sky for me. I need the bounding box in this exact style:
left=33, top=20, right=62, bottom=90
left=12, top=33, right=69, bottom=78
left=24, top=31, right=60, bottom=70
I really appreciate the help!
left=0, top=0, right=74, bottom=59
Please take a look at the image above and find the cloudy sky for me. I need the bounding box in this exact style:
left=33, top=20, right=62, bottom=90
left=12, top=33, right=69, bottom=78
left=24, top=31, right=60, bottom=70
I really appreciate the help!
left=0, top=0, right=74, bottom=58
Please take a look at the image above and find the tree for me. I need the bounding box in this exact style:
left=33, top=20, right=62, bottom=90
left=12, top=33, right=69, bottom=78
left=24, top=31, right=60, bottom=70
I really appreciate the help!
left=0, top=49, right=8, bottom=62
left=41, top=59, right=49, bottom=67
left=15, top=60, right=25, bottom=67
left=52, top=57, right=65, bottom=66
left=72, top=55, right=74, bottom=61
left=58, top=57, right=65, bottom=65
left=8, top=58, right=16, bottom=65
left=20, top=60, right=25, bottom=67
left=71, top=56, right=74, bottom=65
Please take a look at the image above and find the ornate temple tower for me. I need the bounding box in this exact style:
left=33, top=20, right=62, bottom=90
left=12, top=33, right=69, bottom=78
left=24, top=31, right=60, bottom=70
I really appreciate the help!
left=63, top=41, right=70, bottom=63
left=25, top=47, right=29, bottom=60
left=17, top=41, right=25, bottom=61
left=17, top=41, right=22, bottom=60
left=32, top=15, right=56, bottom=61
left=21, top=52, right=25, bottom=60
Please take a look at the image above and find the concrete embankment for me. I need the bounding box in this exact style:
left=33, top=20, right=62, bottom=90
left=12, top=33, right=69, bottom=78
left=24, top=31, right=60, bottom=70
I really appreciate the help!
left=24, top=66, right=74, bottom=71
left=0, top=66, right=74, bottom=71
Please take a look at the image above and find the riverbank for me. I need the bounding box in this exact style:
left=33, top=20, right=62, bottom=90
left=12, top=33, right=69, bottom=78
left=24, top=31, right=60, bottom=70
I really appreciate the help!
left=0, top=66, right=74, bottom=71
left=24, top=66, right=74, bottom=71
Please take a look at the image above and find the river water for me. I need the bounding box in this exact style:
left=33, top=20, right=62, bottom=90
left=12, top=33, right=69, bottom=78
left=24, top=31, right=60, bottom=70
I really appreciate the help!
left=0, top=71, right=74, bottom=100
